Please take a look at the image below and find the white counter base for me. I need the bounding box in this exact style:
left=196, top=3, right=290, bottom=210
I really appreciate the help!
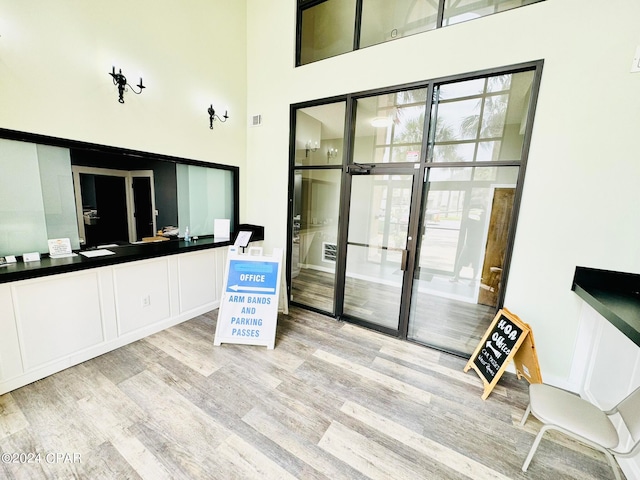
left=570, top=301, right=640, bottom=479
left=0, top=247, right=228, bottom=395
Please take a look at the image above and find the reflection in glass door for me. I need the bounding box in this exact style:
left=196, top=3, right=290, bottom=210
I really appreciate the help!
left=408, top=167, right=519, bottom=354
left=342, top=171, right=415, bottom=332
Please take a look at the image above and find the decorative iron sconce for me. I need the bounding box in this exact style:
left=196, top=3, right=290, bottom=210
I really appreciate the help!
left=208, top=105, right=229, bottom=129
left=109, top=67, right=145, bottom=104
left=305, top=140, right=319, bottom=157
left=327, top=148, right=339, bottom=161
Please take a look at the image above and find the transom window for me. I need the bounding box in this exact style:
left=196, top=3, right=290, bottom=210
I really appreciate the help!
left=297, top=0, right=544, bottom=65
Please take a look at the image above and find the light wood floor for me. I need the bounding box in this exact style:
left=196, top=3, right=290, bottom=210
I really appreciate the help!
left=0, top=307, right=619, bottom=479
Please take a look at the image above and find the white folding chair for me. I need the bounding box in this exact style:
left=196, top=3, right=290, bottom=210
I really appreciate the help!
left=520, top=383, right=640, bottom=480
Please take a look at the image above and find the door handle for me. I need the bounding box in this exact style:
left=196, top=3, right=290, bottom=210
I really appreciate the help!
left=347, top=164, right=374, bottom=174
left=401, top=249, right=408, bottom=271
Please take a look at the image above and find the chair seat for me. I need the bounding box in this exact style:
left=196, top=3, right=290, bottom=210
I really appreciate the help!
left=529, top=384, right=619, bottom=448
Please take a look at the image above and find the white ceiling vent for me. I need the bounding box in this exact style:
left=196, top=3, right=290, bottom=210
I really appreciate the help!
left=250, top=114, right=262, bottom=127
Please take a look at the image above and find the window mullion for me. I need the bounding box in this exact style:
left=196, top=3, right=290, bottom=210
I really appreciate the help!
left=353, top=0, right=363, bottom=51
left=436, top=0, right=446, bottom=28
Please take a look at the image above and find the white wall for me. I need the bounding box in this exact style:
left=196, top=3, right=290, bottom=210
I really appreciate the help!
left=0, top=0, right=248, bottom=216
left=245, top=0, right=640, bottom=387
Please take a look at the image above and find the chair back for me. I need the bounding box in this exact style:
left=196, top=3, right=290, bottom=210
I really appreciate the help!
left=617, top=385, right=640, bottom=443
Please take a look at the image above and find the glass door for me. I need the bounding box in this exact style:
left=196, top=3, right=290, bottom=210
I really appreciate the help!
left=407, top=167, right=519, bottom=354
left=340, top=166, right=417, bottom=333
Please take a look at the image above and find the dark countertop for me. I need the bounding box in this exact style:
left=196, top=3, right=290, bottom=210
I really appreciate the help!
left=572, top=266, right=640, bottom=347
left=0, top=237, right=232, bottom=284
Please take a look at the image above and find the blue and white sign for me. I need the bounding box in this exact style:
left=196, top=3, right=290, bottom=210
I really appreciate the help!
left=226, top=260, right=279, bottom=294
left=214, top=246, right=283, bottom=349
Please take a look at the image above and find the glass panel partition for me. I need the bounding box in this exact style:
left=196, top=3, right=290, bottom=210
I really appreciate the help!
left=299, top=0, right=357, bottom=65
left=360, top=0, right=438, bottom=48
left=291, top=169, right=342, bottom=313
left=176, top=164, right=235, bottom=238
left=0, top=139, right=79, bottom=256
left=0, top=139, right=50, bottom=256
left=38, top=145, right=80, bottom=249
left=291, top=100, right=346, bottom=313
left=443, top=0, right=541, bottom=26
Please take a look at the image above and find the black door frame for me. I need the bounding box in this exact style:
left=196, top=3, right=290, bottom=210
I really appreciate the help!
left=335, top=163, right=421, bottom=336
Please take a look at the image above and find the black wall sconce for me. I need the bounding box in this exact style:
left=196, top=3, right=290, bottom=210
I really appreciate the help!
left=208, top=105, right=229, bottom=129
left=327, top=147, right=338, bottom=161
left=109, top=66, right=145, bottom=104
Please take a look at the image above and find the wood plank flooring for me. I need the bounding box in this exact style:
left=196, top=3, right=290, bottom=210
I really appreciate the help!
left=0, top=307, right=620, bottom=479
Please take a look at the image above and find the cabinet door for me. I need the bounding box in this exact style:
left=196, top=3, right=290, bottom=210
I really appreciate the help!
left=0, top=284, right=22, bottom=381
left=12, top=272, right=104, bottom=370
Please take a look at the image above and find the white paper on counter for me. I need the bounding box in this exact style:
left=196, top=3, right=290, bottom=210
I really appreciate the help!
left=80, top=249, right=115, bottom=258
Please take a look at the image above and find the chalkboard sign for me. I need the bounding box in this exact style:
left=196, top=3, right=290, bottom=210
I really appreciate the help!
left=464, top=308, right=542, bottom=399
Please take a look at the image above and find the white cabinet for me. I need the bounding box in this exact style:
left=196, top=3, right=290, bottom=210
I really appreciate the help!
left=0, top=247, right=226, bottom=395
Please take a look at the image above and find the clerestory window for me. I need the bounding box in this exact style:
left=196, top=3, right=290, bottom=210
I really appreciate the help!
left=297, top=0, right=544, bottom=66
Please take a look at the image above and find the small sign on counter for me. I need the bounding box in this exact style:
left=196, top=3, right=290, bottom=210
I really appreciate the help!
left=214, top=218, right=231, bottom=240
left=48, top=238, right=77, bottom=258
left=22, top=252, right=41, bottom=262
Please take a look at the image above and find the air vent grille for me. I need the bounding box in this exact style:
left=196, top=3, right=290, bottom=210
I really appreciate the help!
left=322, top=242, right=337, bottom=263
left=251, top=114, right=262, bottom=127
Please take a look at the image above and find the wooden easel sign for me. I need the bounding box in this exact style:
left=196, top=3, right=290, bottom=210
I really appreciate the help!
left=464, top=308, right=542, bottom=399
